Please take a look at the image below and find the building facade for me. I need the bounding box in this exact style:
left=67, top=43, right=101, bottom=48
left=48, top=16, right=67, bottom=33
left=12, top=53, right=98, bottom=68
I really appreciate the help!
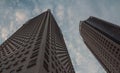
left=80, top=16, right=120, bottom=73
left=0, top=10, right=75, bottom=73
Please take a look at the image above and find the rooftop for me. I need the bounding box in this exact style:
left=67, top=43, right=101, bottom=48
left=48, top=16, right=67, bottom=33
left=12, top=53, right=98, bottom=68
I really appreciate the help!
left=85, top=16, right=120, bottom=44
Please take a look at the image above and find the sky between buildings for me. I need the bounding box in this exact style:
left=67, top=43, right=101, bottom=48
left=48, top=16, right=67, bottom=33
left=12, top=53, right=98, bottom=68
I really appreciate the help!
left=0, top=0, right=120, bottom=73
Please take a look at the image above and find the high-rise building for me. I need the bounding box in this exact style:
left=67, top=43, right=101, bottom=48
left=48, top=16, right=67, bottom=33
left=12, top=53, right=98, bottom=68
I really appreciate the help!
left=0, top=10, right=75, bottom=73
left=80, top=16, right=120, bottom=73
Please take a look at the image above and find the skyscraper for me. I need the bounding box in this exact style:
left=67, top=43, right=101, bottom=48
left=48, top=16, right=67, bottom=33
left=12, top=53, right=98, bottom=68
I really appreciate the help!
left=0, top=10, right=75, bottom=73
left=80, top=16, right=120, bottom=73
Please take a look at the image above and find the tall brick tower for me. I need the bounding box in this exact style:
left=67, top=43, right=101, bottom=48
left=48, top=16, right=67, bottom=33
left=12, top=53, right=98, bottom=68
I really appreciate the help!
left=0, top=10, right=75, bottom=73
left=80, top=16, right=120, bottom=73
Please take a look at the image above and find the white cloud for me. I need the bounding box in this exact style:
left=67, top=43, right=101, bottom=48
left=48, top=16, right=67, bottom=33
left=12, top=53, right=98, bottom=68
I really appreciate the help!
left=56, top=5, right=64, bottom=21
left=33, top=6, right=42, bottom=14
left=9, top=21, right=16, bottom=33
left=1, top=27, right=8, bottom=40
left=76, top=52, right=85, bottom=65
left=67, top=8, right=74, bottom=20
left=34, top=7, right=41, bottom=14
left=15, top=11, right=26, bottom=22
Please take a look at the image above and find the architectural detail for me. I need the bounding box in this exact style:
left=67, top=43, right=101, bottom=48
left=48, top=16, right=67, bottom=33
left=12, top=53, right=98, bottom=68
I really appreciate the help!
left=80, top=16, right=120, bottom=73
left=0, top=10, right=75, bottom=73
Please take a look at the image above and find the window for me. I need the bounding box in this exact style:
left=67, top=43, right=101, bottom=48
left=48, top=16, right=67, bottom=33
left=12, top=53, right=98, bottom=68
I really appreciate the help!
left=43, top=61, right=49, bottom=72
left=16, top=65, right=23, bottom=72
left=27, top=58, right=37, bottom=68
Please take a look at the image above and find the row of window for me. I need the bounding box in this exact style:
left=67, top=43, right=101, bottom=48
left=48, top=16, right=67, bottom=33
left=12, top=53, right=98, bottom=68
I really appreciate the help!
left=81, top=23, right=120, bottom=59
left=81, top=23, right=120, bottom=72
left=50, top=26, right=73, bottom=73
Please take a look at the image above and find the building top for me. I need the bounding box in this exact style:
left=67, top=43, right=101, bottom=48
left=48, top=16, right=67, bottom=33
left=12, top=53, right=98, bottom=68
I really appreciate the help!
left=47, top=9, right=51, bottom=12
left=84, top=16, right=120, bottom=44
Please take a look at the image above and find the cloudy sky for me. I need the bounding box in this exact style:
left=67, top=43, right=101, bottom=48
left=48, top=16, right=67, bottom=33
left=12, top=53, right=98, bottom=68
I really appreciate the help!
left=0, top=0, right=120, bottom=73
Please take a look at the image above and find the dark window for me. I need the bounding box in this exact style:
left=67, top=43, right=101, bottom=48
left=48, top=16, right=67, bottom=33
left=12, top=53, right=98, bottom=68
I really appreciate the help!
left=16, top=65, right=23, bottom=72
left=43, top=61, right=49, bottom=72
left=27, top=58, right=37, bottom=68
